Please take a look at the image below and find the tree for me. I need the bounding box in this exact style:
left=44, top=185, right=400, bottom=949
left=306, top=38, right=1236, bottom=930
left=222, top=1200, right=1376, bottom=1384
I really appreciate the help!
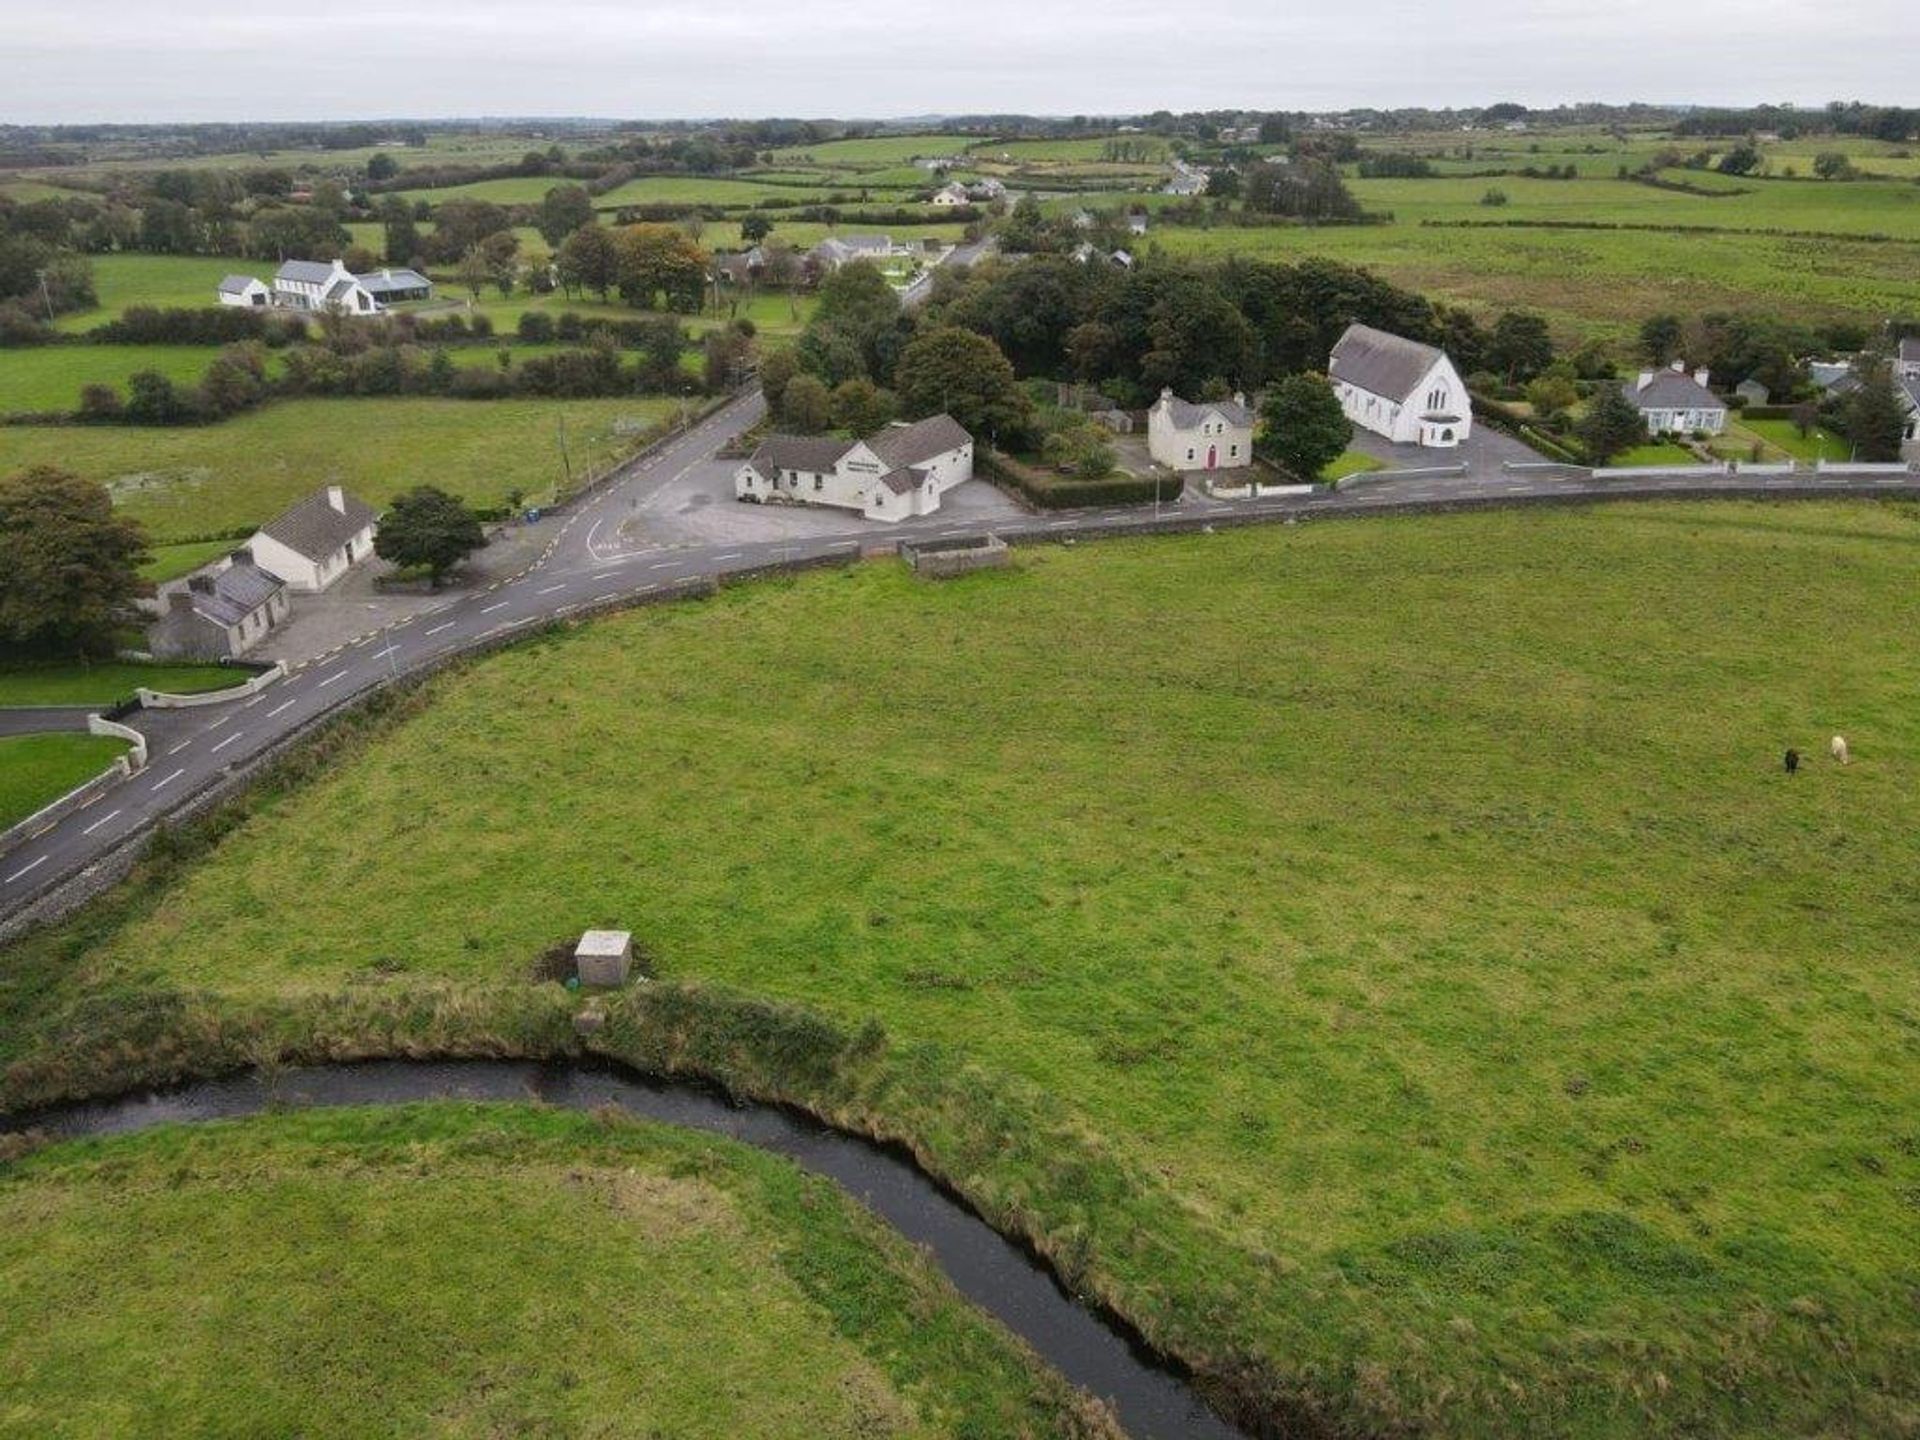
left=612, top=224, right=710, bottom=311
left=830, top=378, right=896, bottom=436
left=377, top=196, right=419, bottom=265
left=373, top=486, right=485, bottom=587
left=125, top=370, right=191, bottom=425
left=740, top=214, right=774, bottom=244
left=1717, top=144, right=1762, bottom=176
left=536, top=184, right=596, bottom=247
left=893, top=326, right=1031, bottom=445
left=1813, top=152, right=1854, bottom=180
left=456, top=245, right=491, bottom=302
left=1576, top=385, right=1648, bottom=466
left=1042, top=420, right=1116, bottom=479
left=1487, top=311, right=1554, bottom=384
left=1525, top=369, right=1579, bottom=419
left=1840, top=358, right=1911, bottom=461
left=1256, top=374, right=1350, bottom=480
left=780, top=373, right=832, bottom=433
left=1639, top=313, right=1684, bottom=365
left=556, top=223, right=619, bottom=302
left=0, top=465, right=149, bottom=656
left=758, top=348, right=799, bottom=416
left=366, top=153, right=400, bottom=181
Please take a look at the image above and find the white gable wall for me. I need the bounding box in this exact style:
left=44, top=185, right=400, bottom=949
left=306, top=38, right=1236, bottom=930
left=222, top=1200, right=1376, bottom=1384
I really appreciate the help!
left=1334, top=355, right=1472, bottom=447
left=734, top=439, right=974, bottom=523
left=1147, top=401, right=1254, bottom=472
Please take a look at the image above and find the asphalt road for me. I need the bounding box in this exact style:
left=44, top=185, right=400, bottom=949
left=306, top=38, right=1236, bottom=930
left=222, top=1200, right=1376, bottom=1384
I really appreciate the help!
left=3, top=392, right=1917, bottom=928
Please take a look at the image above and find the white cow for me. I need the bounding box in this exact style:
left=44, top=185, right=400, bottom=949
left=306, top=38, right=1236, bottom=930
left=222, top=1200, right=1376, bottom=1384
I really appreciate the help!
left=1830, top=735, right=1850, bottom=765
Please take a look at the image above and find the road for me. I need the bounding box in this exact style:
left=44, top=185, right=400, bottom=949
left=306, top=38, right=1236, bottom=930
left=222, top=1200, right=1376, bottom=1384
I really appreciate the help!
left=3, top=392, right=1917, bottom=928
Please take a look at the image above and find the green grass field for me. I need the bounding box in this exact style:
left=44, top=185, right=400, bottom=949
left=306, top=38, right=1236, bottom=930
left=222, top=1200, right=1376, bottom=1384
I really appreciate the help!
left=54, top=254, right=253, bottom=333
left=1607, top=441, right=1699, bottom=466
left=1322, top=449, right=1385, bottom=480
left=0, top=660, right=240, bottom=706
left=11, top=501, right=1919, bottom=1435
left=0, top=1104, right=1109, bottom=1438
left=0, top=396, right=677, bottom=541
left=769, top=134, right=983, bottom=165
left=139, top=539, right=238, bottom=582
left=0, top=344, right=219, bottom=413
left=0, top=733, right=127, bottom=828
left=1737, top=416, right=1852, bottom=463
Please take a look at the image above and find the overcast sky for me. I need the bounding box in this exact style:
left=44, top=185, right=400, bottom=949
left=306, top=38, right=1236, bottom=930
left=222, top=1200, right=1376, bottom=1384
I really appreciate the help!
left=4, top=0, right=1912, bottom=124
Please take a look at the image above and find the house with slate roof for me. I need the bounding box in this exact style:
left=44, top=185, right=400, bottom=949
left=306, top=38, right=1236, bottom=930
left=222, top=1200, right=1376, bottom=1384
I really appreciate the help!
left=735, top=414, right=973, bottom=521
left=246, top=486, right=380, bottom=592
left=1328, top=323, right=1472, bottom=448
left=1898, top=337, right=1920, bottom=384
left=216, top=274, right=272, bottom=308
left=147, top=550, right=289, bottom=661
left=1148, top=390, right=1254, bottom=472
left=1623, top=361, right=1728, bottom=436
left=808, top=235, right=910, bottom=272
left=214, top=259, right=431, bottom=314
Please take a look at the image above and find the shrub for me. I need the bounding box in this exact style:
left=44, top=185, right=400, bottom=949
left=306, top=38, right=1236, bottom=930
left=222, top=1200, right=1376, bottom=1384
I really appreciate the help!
left=980, top=448, right=1183, bottom=509
left=516, top=312, right=556, bottom=344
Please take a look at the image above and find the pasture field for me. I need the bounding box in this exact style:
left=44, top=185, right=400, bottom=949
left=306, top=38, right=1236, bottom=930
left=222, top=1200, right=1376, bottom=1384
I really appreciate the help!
left=0, top=344, right=219, bottom=412
left=971, top=136, right=1171, bottom=164
left=139, top=539, right=236, bottom=582
left=9, top=501, right=1919, bottom=1436
left=0, top=1104, right=1105, bottom=1438
left=0, top=396, right=677, bottom=541
left=0, top=733, right=127, bottom=829
left=54, top=254, right=255, bottom=332
left=0, top=660, right=241, bottom=707
left=768, top=134, right=983, bottom=165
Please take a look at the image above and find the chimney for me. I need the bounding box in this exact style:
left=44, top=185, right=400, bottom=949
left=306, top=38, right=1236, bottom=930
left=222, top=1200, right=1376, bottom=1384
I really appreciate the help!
left=1636, top=371, right=1654, bottom=392
left=1160, top=387, right=1174, bottom=402
left=187, top=574, right=214, bottom=595
left=326, top=485, right=345, bottom=513
left=231, top=546, right=254, bottom=568
left=169, top=590, right=196, bottom=613
left=1693, top=367, right=1711, bottom=388
left=1669, top=359, right=1685, bottom=373
left=1232, top=392, right=1246, bottom=409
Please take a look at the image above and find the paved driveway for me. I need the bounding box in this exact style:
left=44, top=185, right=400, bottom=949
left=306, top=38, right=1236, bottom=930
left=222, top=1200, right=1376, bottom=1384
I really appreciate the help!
left=1346, top=423, right=1554, bottom=483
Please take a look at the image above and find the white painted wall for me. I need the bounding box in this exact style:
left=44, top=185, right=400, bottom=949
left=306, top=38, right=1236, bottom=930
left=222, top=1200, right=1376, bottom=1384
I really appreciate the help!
left=735, top=440, right=974, bottom=523
left=1147, top=399, right=1253, bottom=472
left=1335, top=355, right=1471, bottom=447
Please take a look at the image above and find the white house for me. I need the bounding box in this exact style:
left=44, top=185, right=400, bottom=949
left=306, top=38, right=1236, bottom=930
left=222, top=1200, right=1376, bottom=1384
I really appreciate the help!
left=356, top=267, right=433, bottom=305
left=217, top=275, right=272, bottom=308
left=247, top=485, right=380, bottom=592
left=1898, top=338, right=1920, bottom=383
left=1328, top=323, right=1472, bottom=448
left=1623, top=362, right=1728, bottom=436
left=736, top=414, right=973, bottom=522
left=271, top=259, right=379, bottom=315
left=968, top=178, right=1007, bottom=202
left=809, top=235, right=909, bottom=271
left=931, top=182, right=971, bottom=207
left=1148, top=390, right=1254, bottom=472
left=147, top=550, right=289, bottom=662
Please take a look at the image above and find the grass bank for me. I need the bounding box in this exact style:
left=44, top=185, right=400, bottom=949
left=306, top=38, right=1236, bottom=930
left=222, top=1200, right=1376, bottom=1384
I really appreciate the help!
left=0, top=660, right=241, bottom=707
left=0, top=1102, right=1115, bottom=1438
left=0, top=733, right=127, bottom=829
left=5, top=502, right=1919, bottom=1436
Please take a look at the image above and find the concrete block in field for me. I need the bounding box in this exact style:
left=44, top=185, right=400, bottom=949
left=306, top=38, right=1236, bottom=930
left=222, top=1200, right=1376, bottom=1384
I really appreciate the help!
left=575, top=930, right=633, bottom=987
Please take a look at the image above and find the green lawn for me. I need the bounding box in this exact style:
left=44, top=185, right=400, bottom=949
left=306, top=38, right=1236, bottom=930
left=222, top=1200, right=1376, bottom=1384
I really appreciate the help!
left=1607, top=440, right=1701, bottom=467
left=0, top=1104, right=1106, bottom=1438
left=11, top=502, right=1920, bottom=1435
left=0, top=660, right=241, bottom=707
left=769, top=134, right=985, bottom=165
left=0, top=396, right=678, bottom=542
left=1740, top=417, right=1852, bottom=463
left=55, top=254, right=254, bottom=333
left=1321, top=449, right=1385, bottom=480
left=0, top=344, right=218, bottom=413
left=139, top=539, right=236, bottom=583
left=0, top=733, right=127, bottom=828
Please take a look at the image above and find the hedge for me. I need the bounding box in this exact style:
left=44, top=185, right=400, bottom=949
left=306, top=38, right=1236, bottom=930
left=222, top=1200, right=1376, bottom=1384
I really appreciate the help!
left=980, top=448, right=1185, bottom=509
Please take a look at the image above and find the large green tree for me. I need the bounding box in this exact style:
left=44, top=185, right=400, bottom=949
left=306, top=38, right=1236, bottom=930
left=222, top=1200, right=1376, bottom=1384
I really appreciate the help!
left=893, top=326, right=1031, bottom=446
left=0, top=465, right=149, bottom=656
left=373, top=487, right=485, bottom=587
left=1257, top=374, right=1351, bottom=481
left=555, top=223, right=619, bottom=302
left=1840, top=359, right=1912, bottom=462
left=612, top=224, right=710, bottom=312
left=536, top=185, right=596, bottom=247
left=1577, top=385, right=1650, bottom=466
left=1487, top=312, right=1554, bottom=384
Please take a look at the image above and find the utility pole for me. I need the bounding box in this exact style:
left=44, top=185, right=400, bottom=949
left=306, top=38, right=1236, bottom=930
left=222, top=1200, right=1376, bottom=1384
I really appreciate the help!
left=37, top=269, right=55, bottom=324
left=557, top=413, right=574, bottom=497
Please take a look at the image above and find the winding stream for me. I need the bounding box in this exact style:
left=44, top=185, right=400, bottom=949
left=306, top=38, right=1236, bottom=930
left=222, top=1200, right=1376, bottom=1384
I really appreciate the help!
left=3, top=1059, right=1249, bottom=1440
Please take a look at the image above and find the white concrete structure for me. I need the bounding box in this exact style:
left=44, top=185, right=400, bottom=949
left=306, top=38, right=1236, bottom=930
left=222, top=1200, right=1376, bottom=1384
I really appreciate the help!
left=216, top=275, right=271, bottom=308
left=1148, top=390, right=1254, bottom=472
left=1624, top=361, right=1728, bottom=436
left=247, top=485, right=379, bottom=593
left=575, top=930, right=635, bottom=987
left=1328, top=324, right=1472, bottom=448
left=736, top=414, right=973, bottom=522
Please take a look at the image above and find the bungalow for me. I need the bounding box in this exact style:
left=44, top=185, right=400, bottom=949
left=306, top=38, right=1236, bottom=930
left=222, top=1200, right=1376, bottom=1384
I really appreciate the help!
left=273, top=259, right=378, bottom=315
left=217, top=275, right=271, bottom=308
left=1624, top=362, right=1728, bottom=436
left=931, top=182, right=971, bottom=207
left=1126, top=211, right=1149, bottom=236
left=1148, top=389, right=1254, bottom=472
left=356, top=267, right=433, bottom=305
left=1328, top=323, right=1472, bottom=448
left=968, top=178, right=1007, bottom=202
left=247, top=485, right=380, bottom=592
left=809, top=235, right=908, bottom=271
left=735, top=414, right=973, bottom=522
left=147, top=551, right=288, bottom=662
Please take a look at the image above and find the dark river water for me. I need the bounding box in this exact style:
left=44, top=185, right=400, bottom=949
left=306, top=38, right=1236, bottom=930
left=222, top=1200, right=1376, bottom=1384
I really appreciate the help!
left=3, top=1059, right=1250, bottom=1440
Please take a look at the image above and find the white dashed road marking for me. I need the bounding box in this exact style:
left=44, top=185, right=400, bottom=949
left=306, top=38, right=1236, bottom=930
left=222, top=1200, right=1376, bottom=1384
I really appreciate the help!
left=425, top=622, right=455, bottom=637
left=4, top=855, right=48, bottom=884
left=481, top=602, right=509, bottom=614
left=82, top=808, right=122, bottom=836
left=210, top=732, right=244, bottom=754
left=316, top=670, right=348, bottom=688
left=152, top=767, right=185, bottom=791
left=266, top=700, right=296, bottom=719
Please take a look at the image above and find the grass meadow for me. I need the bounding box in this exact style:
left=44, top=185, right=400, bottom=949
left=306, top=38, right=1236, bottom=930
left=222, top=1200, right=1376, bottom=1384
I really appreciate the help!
left=0, top=396, right=678, bottom=540
left=0, top=660, right=240, bottom=706
left=9, top=501, right=1918, bottom=1435
left=0, top=733, right=127, bottom=828
left=0, top=1104, right=1111, bottom=1438
left=0, top=344, right=221, bottom=412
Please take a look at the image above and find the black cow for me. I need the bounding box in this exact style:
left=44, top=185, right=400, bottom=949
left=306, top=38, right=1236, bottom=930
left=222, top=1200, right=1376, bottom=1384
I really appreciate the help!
left=1784, top=748, right=1800, bottom=775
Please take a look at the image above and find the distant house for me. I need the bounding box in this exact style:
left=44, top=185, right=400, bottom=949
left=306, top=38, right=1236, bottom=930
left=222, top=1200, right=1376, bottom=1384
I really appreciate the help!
left=147, top=551, right=288, bottom=661
left=248, top=485, right=380, bottom=592
left=735, top=414, right=974, bottom=522
left=1623, top=362, right=1728, bottom=436
left=931, top=181, right=971, bottom=207
left=1328, top=323, right=1472, bottom=448
left=1148, top=390, right=1254, bottom=472
left=212, top=258, right=431, bottom=314
left=1126, top=211, right=1149, bottom=236
left=1898, top=337, right=1920, bottom=383
left=967, top=178, right=1007, bottom=202
left=217, top=275, right=271, bottom=308
left=809, top=235, right=908, bottom=271
left=1735, top=378, right=1771, bottom=407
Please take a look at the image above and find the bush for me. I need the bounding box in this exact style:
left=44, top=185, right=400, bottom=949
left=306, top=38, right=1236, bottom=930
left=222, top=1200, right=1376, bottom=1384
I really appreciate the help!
left=94, top=307, right=306, bottom=347
left=0, top=302, right=57, bottom=347
left=516, top=312, right=556, bottom=344
left=980, top=448, right=1184, bottom=509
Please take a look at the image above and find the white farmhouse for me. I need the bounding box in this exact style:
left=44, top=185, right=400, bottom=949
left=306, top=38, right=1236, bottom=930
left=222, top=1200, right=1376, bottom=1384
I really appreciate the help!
left=1623, top=362, right=1728, bottom=436
left=247, top=485, right=380, bottom=592
left=736, top=414, right=973, bottom=522
left=147, top=551, right=289, bottom=662
left=216, top=275, right=272, bottom=308
left=809, top=235, right=909, bottom=271
left=1898, top=337, right=1920, bottom=383
left=271, top=259, right=379, bottom=315
left=1148, top=390, right=1254, bottom=472
left=931, top=182, right=971, bottom=207
left=1328, top=324, right=1472, bottom=448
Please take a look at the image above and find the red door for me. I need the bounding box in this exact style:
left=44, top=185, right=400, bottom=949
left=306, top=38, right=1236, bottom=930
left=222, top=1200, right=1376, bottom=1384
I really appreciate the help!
left=1207, top=445, right=1218, bottom=469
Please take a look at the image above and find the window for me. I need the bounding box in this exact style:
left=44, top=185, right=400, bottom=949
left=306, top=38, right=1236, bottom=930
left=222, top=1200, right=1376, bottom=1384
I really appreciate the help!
left=814, top=474, right=823, bottom=491
left=1186, top=449, right=1195, bottom=462
left=1230, top=445, right=1240, bottom=459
